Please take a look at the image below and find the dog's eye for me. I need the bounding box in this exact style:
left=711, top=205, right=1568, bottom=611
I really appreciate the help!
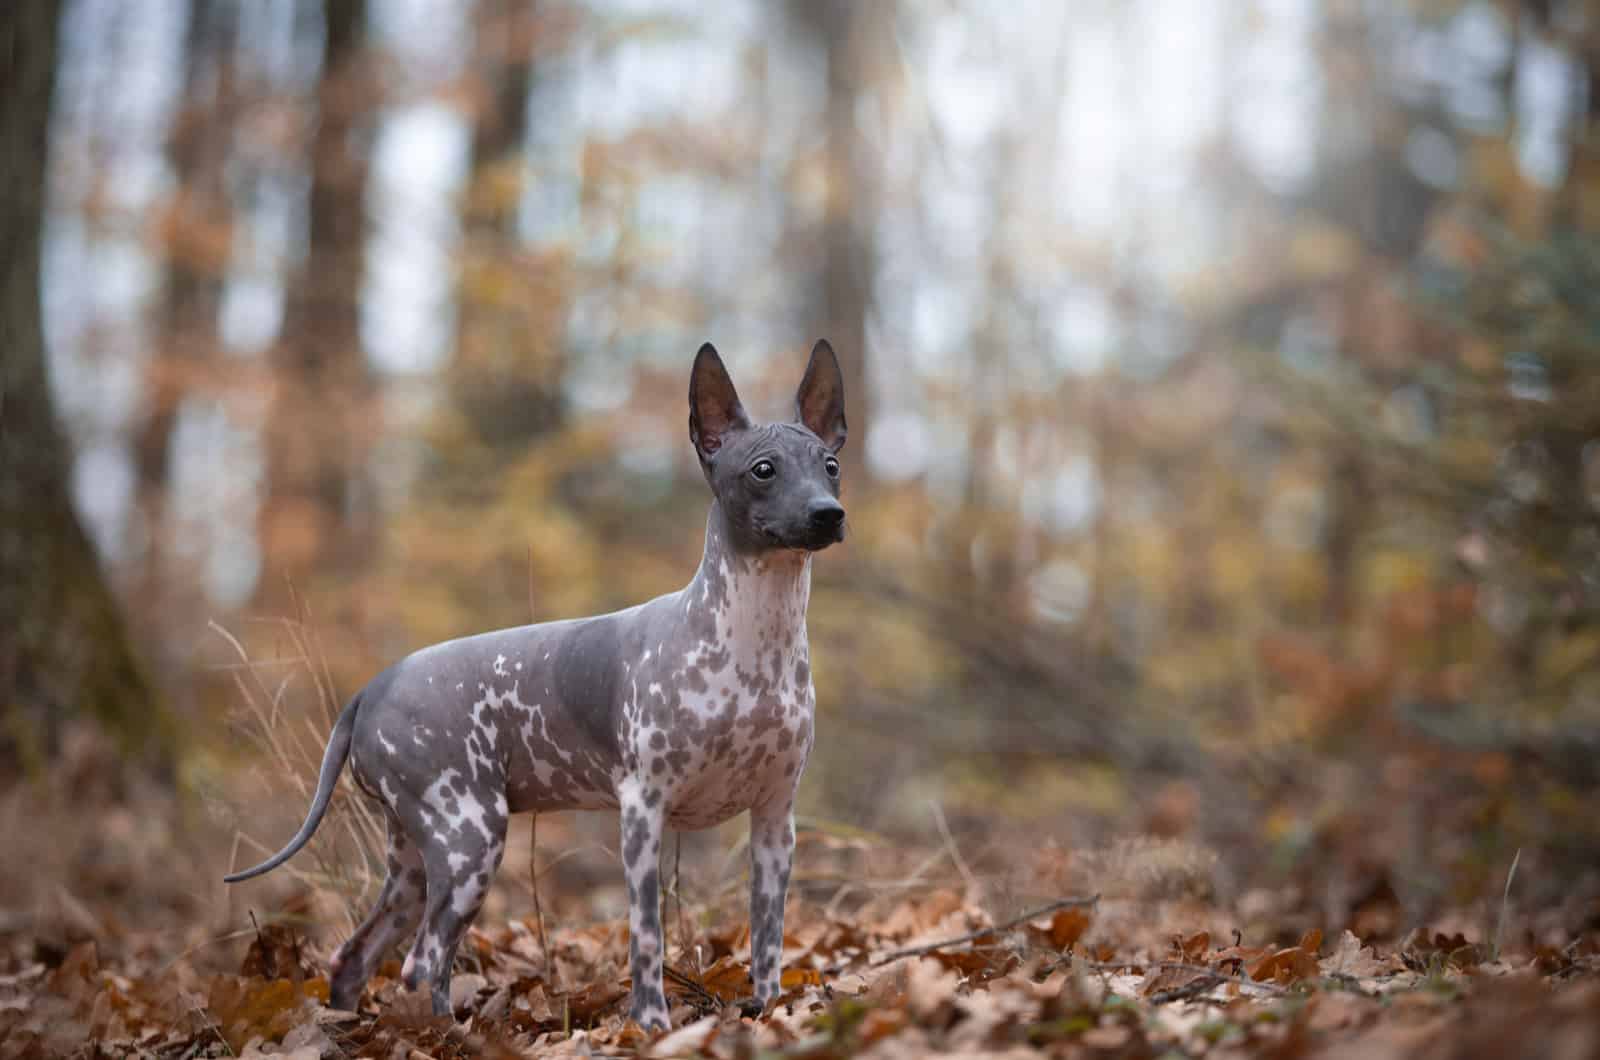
left=751, top=460, right=776, bottom=481
left=824, top=456, right=840, bottom=478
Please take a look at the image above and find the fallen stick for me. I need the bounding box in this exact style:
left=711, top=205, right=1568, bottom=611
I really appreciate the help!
left=1146, top=974, right=1224, bottom=1005
left=824, top=895, right=1100, bottom=976
left=529, top=813, right=557, bottom=990
left=1079, top=959, right=1287, bottom=998
left=663, top=963, right=721, bottom=1011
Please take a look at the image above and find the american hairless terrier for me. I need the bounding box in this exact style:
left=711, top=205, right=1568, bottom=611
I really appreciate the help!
left=226, top=341, right=847, bottom=1029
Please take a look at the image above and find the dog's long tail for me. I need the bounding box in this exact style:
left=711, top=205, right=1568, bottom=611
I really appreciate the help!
left=224, top=693, right=361, bottom=883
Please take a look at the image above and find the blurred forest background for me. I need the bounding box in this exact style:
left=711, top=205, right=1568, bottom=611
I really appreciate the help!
left=5, top=0, right=1600, bottom=963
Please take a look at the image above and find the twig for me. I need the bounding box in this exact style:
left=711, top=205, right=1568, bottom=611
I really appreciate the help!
left=527, top=543, right=538, bottom=623
left=191, top=994, right=236, bottom=1057
left=529, top=813, right=556, bottom=989
left=929, top=799, right=981, bottom=905
left=825, top=895, right=1099, bottom=975
left=1146, top=975, right=1224, bottom=1005
left=158, top=928, right=261, bottom=978
left=1077, top=959, right=1287, bottom=998
left=663, top=964, right=720, bottom=1012
left=827, top=846, right=950, bottom=921
left=672, top=831, right=691, bottom=970
left=1493, top=847, right=1521, bottom=961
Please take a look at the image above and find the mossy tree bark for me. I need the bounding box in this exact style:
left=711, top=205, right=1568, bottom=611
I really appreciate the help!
left=0, top=0, right=173, bottom=776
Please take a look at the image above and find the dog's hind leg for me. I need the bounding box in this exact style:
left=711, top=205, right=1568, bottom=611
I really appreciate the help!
left=329, top=815, right=425, bottom=1010
left=399, top=790, right=508, bottom=1016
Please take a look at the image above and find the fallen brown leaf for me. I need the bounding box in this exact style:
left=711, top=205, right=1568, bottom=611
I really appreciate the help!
left=1248, top=946, right=1320, bottom=985
left=239, top=924, right=316, bottom=984
left=1177, top=931, right=1210, bottom=963
left=1028, top=907, right=1092, bottom=952
left=1321, top=930, right=1391, bottom=978
left=207, top=975, right=329, bottom=1053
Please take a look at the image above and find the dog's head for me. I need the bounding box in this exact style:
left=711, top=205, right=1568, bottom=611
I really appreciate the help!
left=689, top=341, right=847, bottom=555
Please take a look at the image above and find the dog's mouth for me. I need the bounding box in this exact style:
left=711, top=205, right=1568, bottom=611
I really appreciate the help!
left=760, top=522, right=846, bottom=553
left=808, top=520, right=847, bottom=550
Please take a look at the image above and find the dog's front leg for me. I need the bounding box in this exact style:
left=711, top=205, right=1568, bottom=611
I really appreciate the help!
left=620, top=782, right=669, bottom=1029
left=748, top=799, right=796, bottom=1009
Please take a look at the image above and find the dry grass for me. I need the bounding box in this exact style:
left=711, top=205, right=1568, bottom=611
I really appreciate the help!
left=209, top=601, right=386, bottom=935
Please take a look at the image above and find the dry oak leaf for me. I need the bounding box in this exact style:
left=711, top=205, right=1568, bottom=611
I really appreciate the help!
left=1400, top=928, right=1488, bottom=973
left=694, top=956, right=753, bottom=1002
left=1027, top=907, right=1092, bottom=952
left=906, top=957, right=962, bottom=1020
left=1140, top=930, right=1220, bottom=996
left=1140, top=962, right=1212, bottom=998
left=375, top=981, right=444, bottom=1032
left=609, top=1018, right=655, bottom=1050
left=782, top=966, right=824, bottom=990
left=1321, top=930, right=1392, bottom=979
left=928, top=943, right=1016, bottom=980
left=239, top=924, right=317, bottom=983
left=563, top=978, right=630, bottom=1022
left=45, top=941, right=101, bottom=1004
left=444, top=971, right=489, bottom=1015
left=207, top=975, right=329, bottom=1054
left=645, top=1014, right=719, bottom=1057
left=705, top=921, right=750, bottom=961
left=858, top=1006, right=912, bottom=1047
left=1248, top=946, right=1320, bottom=985
left=1213, top=940, right=1269, bottom=976
left=805, top=918, right=871, bottom=960
left=881, top=889, right=968, bottom=938
left=1176, top=931, right=1211, bottom=963
left=511, top=979, right=560, bottom=1031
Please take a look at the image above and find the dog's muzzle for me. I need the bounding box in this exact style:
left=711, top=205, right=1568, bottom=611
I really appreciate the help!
left=805, top=501, right=846, bottom=549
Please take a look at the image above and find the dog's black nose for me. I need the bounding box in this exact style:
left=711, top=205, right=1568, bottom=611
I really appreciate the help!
left=808, top=500, right=846, bottom=530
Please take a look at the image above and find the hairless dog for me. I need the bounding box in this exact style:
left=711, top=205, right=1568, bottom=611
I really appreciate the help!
left=226, top=341, right=847, bottom=1029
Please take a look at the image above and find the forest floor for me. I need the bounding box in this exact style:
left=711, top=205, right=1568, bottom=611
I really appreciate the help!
left=2, top=726, right=1599, bottom=1058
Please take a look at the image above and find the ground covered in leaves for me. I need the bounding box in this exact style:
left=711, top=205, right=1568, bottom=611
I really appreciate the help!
left=4, top=818, right=1599, bottom=1060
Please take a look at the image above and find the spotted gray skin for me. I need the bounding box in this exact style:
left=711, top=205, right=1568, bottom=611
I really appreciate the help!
left=225, top=341, right=847, bottom=1030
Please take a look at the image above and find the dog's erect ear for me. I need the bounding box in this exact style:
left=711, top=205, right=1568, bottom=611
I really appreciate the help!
left=795, top=339, right=847, bottom=452
left=689, top=342, right=750, bottom=461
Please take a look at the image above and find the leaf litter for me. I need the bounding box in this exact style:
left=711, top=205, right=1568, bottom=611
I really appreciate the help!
left=4, top=864, right=1598, bottom=1060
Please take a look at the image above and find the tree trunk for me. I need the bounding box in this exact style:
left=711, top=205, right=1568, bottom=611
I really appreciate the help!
left=259, top=0, right=373, bottom=606
left=0, top=0, right=172, bottom=775
left=450, top=0, right=566, bottom=454
left=135, top=0, right=236, bottom=591
left=792, top=0, right=878, bottom=481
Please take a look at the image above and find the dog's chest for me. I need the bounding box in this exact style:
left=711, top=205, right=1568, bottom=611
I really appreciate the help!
left=623, top=560, right=814, bottom=828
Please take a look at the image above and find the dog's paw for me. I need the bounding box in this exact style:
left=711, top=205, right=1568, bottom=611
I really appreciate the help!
left=735, top=995, right=767, bottom=1020
left=327, top=983, right=361, bottom=1012
left=627, top=1004, right=671, bottom=1033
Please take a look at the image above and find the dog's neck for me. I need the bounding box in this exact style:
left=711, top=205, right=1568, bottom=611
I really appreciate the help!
left=687, top=500, right=812, bottom=665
